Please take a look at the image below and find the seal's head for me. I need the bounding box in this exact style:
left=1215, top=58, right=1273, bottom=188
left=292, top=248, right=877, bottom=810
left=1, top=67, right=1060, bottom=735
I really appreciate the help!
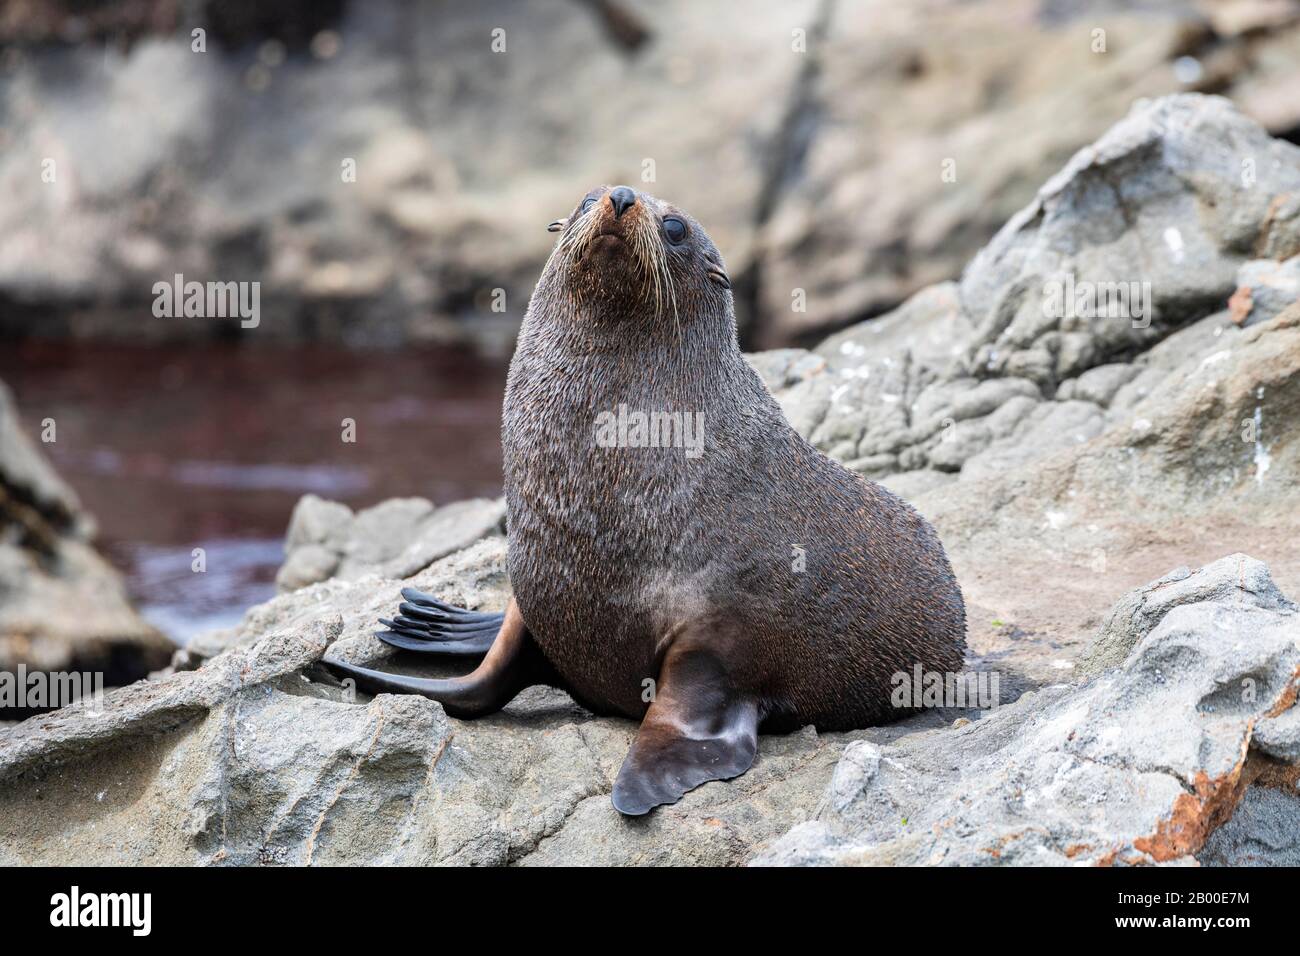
left=542, top=185, right=731, bottom=331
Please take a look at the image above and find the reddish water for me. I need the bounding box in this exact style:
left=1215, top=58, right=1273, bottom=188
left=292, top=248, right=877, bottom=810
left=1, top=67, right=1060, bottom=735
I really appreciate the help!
left=1, top=341, right=507, bottom=643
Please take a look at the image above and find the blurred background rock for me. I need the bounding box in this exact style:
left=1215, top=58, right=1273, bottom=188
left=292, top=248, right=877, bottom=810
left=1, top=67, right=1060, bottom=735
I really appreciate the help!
left=2, top=0, right=1299, bottom=353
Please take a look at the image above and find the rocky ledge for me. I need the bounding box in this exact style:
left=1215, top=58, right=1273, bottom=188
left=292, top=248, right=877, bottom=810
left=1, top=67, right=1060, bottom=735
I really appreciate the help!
left=0, top=548, right=1294, bottom=866
left=0, top=94, right=1298, bottom=865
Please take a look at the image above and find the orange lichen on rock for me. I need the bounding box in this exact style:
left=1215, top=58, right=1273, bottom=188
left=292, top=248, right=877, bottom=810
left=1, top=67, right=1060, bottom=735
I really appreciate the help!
left=1228, top=285, right=1253, bottom=325
left=1132, top=740, right=1252, bottom=863
left=1264, top=667, right=1299, bottom=718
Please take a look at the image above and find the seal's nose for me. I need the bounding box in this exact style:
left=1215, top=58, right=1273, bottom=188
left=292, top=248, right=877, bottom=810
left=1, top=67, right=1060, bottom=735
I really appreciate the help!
left=608, top=186, right=636, bottom=219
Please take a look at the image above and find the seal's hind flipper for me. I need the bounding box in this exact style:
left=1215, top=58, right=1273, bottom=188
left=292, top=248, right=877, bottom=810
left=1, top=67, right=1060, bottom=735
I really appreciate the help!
left=374, top=628, right=497, bottom=656
left=325, top=599, right=552, bottom=717
left=399, top=587, right=496, bottom=615
left=611, top=644, right=759, bottom=816
left=374, top=593, right=505, bottom=657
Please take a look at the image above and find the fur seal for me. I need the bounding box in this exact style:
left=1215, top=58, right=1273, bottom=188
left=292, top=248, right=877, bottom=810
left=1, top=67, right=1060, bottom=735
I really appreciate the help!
left=326, top=184, right=967, bottom=815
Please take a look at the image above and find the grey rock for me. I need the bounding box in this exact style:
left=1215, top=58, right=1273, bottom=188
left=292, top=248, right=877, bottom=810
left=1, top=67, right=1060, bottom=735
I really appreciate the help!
left=1199, top=787, right=1300, bottom=866
left=5, top=544, right=1295, bottom=866
left=925, top=419, right=992, bottom=473
left=745, top=349, right=860, bottom=446
left=1127, top=309, right=1243, bottom=374
left=274, top=544, right=340, bottom=593
left=1077, top=553, right=1297, bottom=680
left=960, top=95, right=1300, bottom=387
left=0, top=616, right=342, bottom=778
left=379, top=498, right=508, bottom=579
left=746, top=349, right=829, bottom=392
left=1107, top=366, right=1168, bottom=413
left=343, top=498, right=437, bottom=566
left=914, top=377, right=1041, bottom=426
left=816, top=282, right=971, bottom=371
left=957, top=399, right=1105, bottom=484
left=261, top=536, right=513, bottom=669
left=1254, top=706, right=1300, bottom=763
left=0, top=383, right=83, bottom=527
left=1056, top=363, right=1140, bottom=407
left=276, top=494, right=506, bottom=592
left=1230, top=256, right=1300, bottom=327
left=7, top=6, right=1300, bottom=351
left=756, top=558, right=1300, bottom=866
left=912, top=298, right=1300, bottom=612
left=755, top=97, right=1300, bottom=492
left=0, top=545, right=850, bottom=866
left=758, top=9, right=1300, bottom=344
left=283, top=494, right=354, bottom=552
left=0, top=0, right=819, bottom=351
left=875, top=469, right=956, bottom=500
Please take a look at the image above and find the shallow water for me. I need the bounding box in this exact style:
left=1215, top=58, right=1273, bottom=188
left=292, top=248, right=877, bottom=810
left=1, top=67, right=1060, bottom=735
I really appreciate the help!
left=1, top=341, right=507, bottom=644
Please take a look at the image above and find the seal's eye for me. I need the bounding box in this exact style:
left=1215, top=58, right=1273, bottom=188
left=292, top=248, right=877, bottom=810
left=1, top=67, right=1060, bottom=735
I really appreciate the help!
left=663, top=217, right=687, bottom=244
left=580, top=197, right=598, bottom=214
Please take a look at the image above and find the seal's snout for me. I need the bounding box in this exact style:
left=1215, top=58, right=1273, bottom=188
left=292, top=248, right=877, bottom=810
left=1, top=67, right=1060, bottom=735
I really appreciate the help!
left=609, top=186, right=637, bottom=219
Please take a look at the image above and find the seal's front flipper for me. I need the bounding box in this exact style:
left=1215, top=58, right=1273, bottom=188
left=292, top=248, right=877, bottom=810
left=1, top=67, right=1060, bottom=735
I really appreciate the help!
left=325, top=599, right=549, bottom=717
left=611, top=645, right=759, bottom=816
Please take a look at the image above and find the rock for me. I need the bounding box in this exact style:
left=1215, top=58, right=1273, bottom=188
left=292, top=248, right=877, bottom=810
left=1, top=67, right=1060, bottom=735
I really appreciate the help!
left=1055, top=363, right=1140, bottom=407
left=1255, top=705, right=1300, bottom=763
left=5, top=528, right=1296, bottom=866
left=1203, top=0, right=1300, bottom=38
left=6, top=6, right=1300, bottom=351
left=0, top=616, right=341, bottom=776
left=1229, top=256, right=1300, bottom=326
left=1076, top=553, right=1296, bottom=679
left=1199, top=786, right=1300, bottom=866
left=756, top=7, right=1300, bottom=345
left=379, top=498, right=508, bottom=579
left=0, top=0, right=817, bottom=351
left=959, top=95, right=1300, bottom=385
left=1059, top=303, right=1297, bottom=510
left=206, top=535, right=513, bottom=669
left=746, top=350, right=834, bottom=438
left=282, top=494, right=353, bottom=551
left=0, top=546, right=853, bottom=865
left=760, top=95, right=1300, bottom=503
left=755, top=558, right=1300, bottom=866
left=815, top=282, right=971, bottom=371
left=274, top=543, right=340, bottom=593
left=0, top=380, right=171, bottom=691
left=275, top=494, right=505, bottom=592
left=957, top=399, right=1107, bottom=482
left=746, top=349, right=829, bottom=393
left=905, top=298, right=1300, bottom=672
left=342, top=498, right=437, bottom=565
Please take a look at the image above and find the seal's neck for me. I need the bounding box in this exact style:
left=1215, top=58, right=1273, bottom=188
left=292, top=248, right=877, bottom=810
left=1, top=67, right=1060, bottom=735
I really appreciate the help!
left=520, top=266, right=737, bottom=363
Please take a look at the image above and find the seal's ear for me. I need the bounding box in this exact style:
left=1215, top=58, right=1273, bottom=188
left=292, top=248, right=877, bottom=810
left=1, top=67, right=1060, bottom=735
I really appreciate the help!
left=547, top=218, right=568, bottom=233
left=611, top=640, right=758, bottom=816
left=706, top=268, right=731, bottom=290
